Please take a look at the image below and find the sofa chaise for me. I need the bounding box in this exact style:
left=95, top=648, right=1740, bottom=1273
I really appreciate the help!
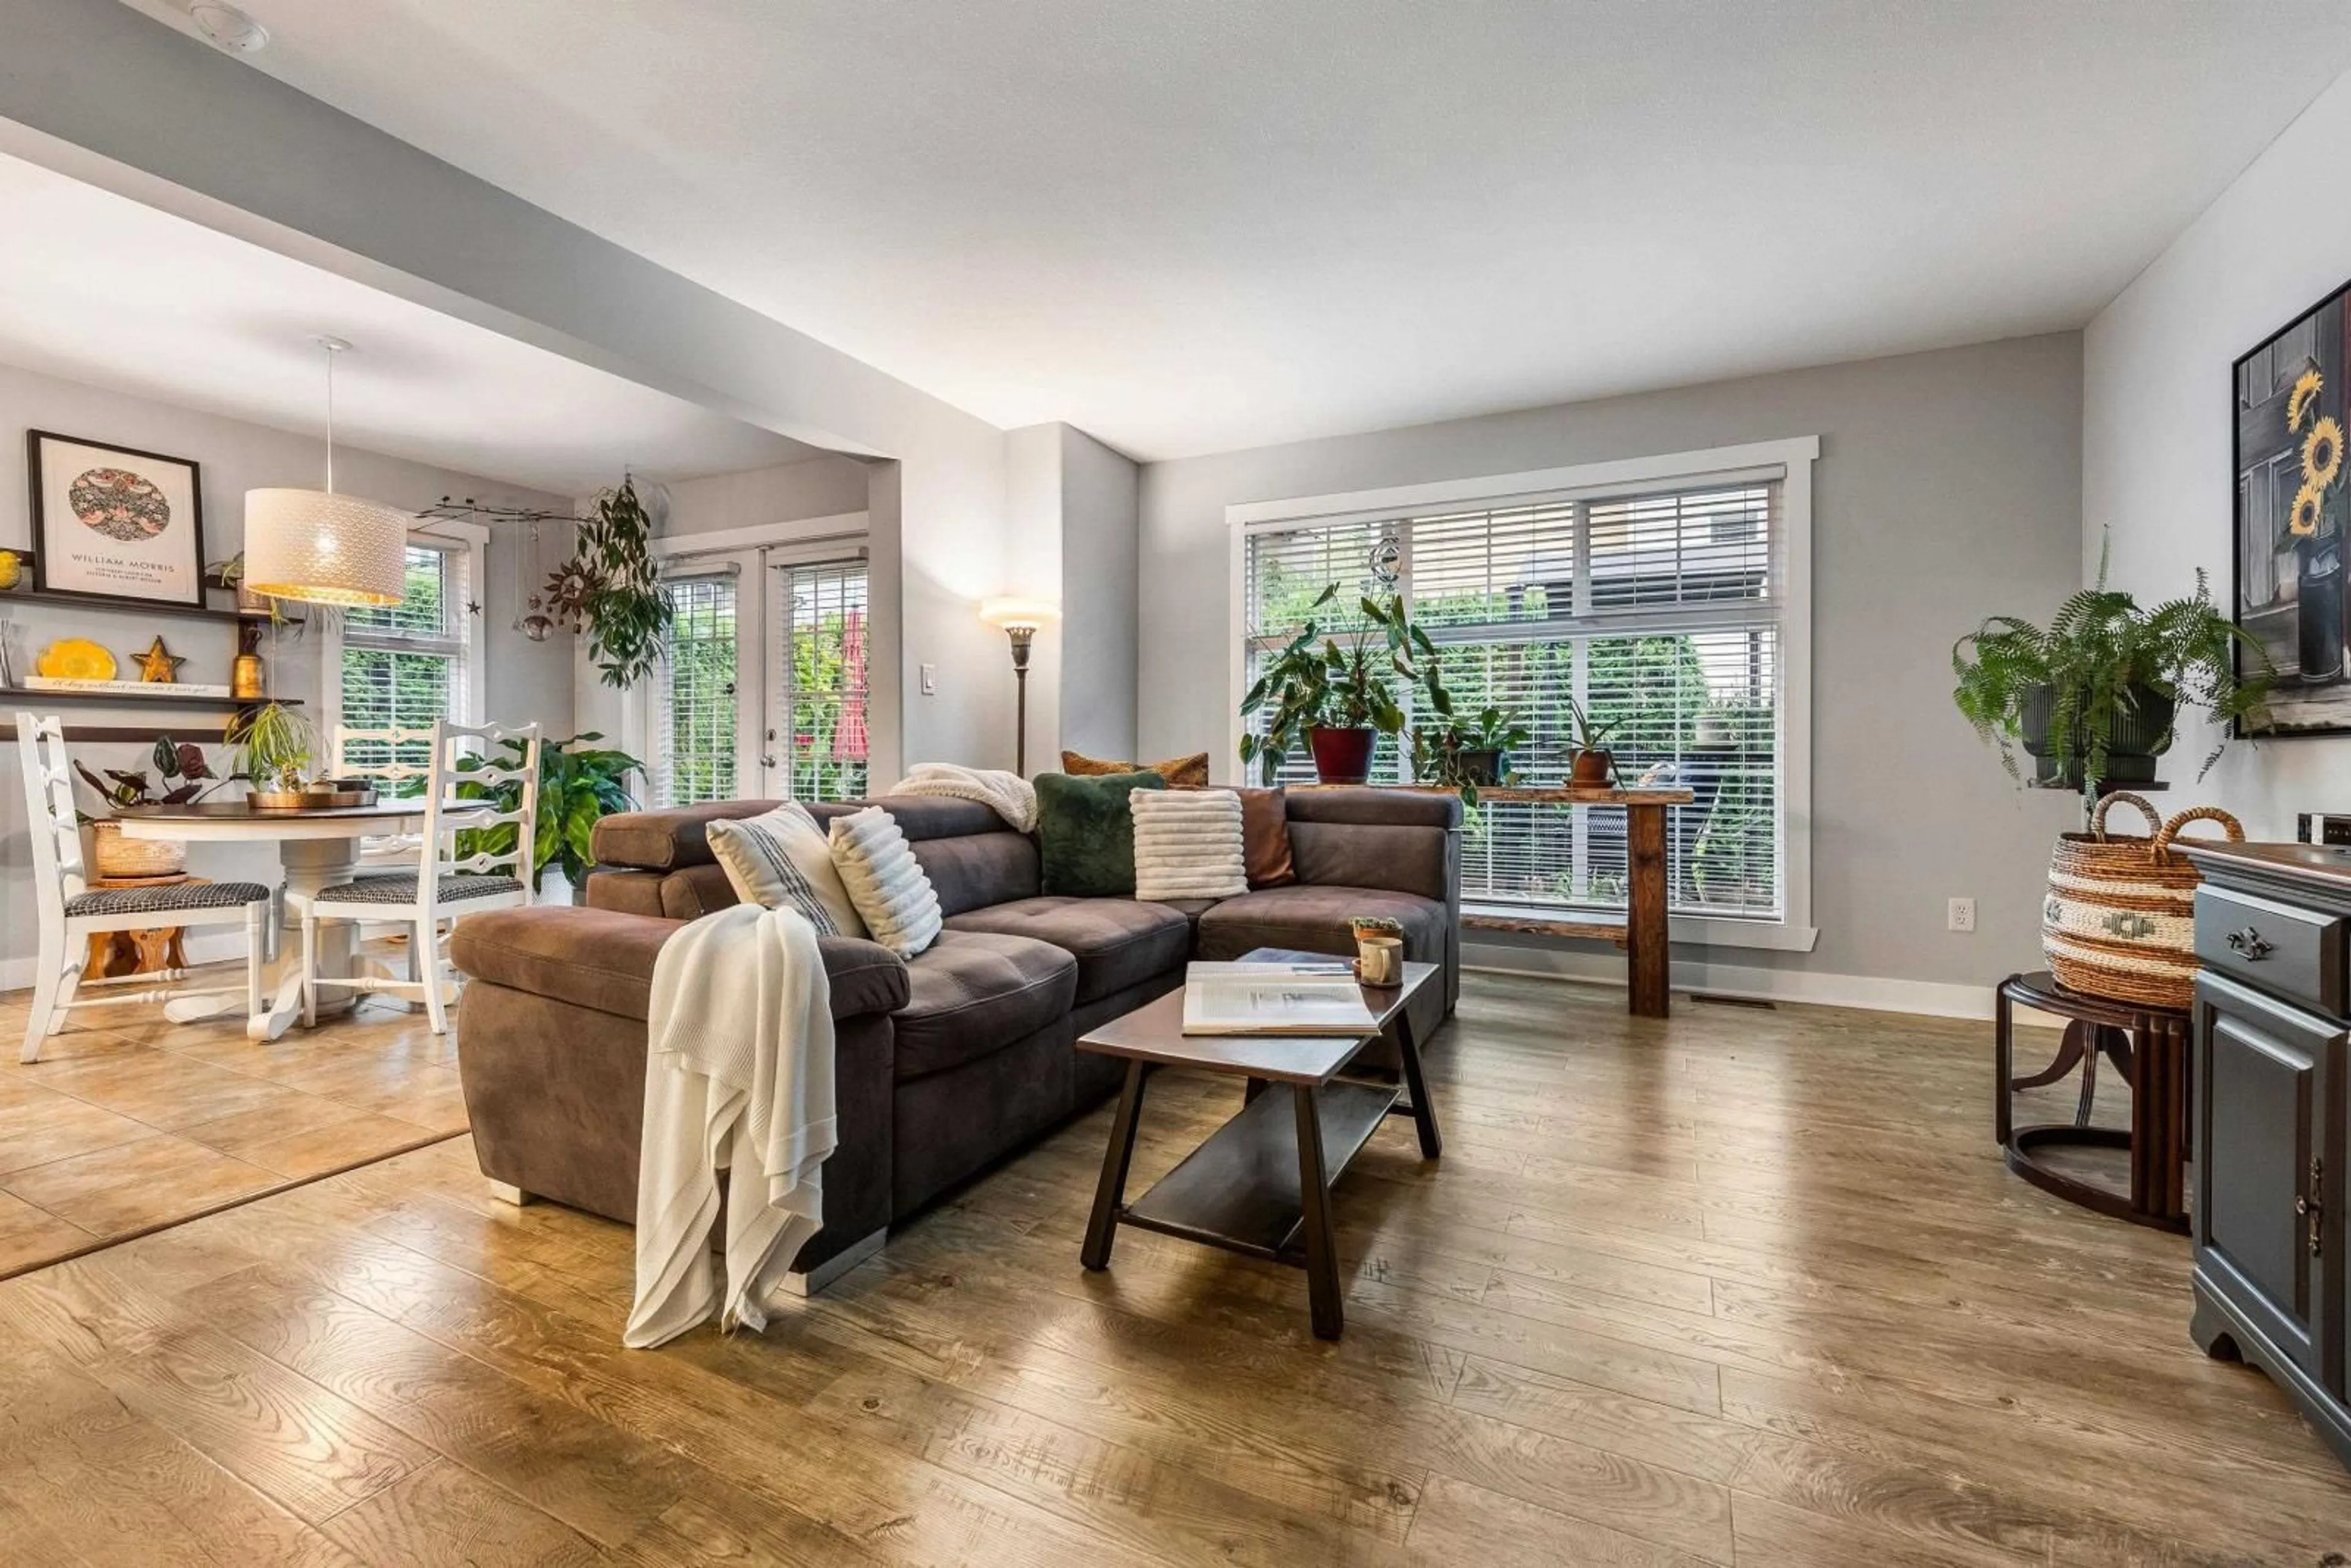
left=447, top=786, right=1461, bottom=1287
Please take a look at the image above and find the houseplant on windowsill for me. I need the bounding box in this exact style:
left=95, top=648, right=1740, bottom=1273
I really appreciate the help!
left=1566, top=697, right=1617, bottom=787
left=1239, top=585, right=1428, bottom=784
left=1952, top=553, right=2274, bottom=797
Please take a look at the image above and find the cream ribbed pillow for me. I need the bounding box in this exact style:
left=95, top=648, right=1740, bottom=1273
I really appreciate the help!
left=825, top=806, right=942, bottom=957
left=1131, top=788, right=1247, bottom=901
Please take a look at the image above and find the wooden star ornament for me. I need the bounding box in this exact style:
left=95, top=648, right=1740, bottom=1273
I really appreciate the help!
left=134, top=636, right=185, bottom=684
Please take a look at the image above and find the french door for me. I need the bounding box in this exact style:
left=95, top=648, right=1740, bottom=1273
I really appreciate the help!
left=651, top=546, right=871, bottom=807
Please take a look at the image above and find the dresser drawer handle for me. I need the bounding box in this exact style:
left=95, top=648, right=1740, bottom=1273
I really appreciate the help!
left=2225, top=927, right=2275, bottom=961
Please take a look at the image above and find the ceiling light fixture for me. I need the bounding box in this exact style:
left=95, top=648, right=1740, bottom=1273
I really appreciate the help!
left=242, top=336, right=410, bottom=607
left=188, top=1, right=269, bottom=53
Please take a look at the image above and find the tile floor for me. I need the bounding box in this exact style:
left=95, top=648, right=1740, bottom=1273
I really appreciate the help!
left=0, top=964, right=467, bottom=1277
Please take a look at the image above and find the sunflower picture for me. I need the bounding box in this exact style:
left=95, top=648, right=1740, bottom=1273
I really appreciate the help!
left=2291, top=481, right=2325, bottom=537
left=2290, top=367, right=2325, bottom=430
left=2307, top=415, right=2346, bottom=492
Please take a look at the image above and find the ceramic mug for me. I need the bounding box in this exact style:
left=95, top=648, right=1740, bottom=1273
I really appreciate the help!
left=1356, top=935, right=1403, bottom=987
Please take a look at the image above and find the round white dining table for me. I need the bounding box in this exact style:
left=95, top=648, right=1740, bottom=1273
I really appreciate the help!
left=114, top=797, right=492, bottom=1041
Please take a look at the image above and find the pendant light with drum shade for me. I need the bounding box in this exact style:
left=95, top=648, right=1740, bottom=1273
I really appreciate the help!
left=242, top=337, right=410, bottom=608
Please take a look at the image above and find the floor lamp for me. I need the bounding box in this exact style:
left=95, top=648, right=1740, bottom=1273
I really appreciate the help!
left=980, top=599, right=1059, bottom=775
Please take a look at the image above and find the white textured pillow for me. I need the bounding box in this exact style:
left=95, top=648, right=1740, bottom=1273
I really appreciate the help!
left=707, top=803, right=867, bottom=938
left=1131, top=788, right=1248, bottom=901
left=826, top=806, right=942, bottom=957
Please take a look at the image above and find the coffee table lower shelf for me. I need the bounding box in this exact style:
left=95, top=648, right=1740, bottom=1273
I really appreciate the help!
left=1120, top=1079, right=1401, bottom=1261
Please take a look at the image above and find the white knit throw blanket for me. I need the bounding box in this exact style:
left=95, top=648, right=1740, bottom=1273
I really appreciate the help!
left=624, top=904, right=838, bottom=1349
left=885, top=762, right=1038, bottom=833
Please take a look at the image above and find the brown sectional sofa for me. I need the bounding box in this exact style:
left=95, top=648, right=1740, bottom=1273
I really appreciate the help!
left=448, top=786, right=1460, bottom=1285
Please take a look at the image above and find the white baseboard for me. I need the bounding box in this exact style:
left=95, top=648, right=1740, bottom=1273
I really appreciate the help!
left=0, top=928, right=254, bottom=996
left=1460, top=940, right=2064, bottom=1025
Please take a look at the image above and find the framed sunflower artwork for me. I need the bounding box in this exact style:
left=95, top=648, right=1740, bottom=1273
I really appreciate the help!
left=26, top=430, right=207, bottom=609
left=2235, top=283, right=2351, bottom=735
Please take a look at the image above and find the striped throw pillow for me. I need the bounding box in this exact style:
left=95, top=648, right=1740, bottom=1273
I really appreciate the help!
left=707, top=803, right=866, bottom=938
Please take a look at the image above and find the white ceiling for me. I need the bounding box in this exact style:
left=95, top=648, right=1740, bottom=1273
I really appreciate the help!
left=0, top=150, right=818, bottom=494
left=119, top=1, right=2351, bottom=462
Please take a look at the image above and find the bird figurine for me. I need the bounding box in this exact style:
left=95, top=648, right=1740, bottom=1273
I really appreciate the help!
left=134, top=635, right=185, bottom=684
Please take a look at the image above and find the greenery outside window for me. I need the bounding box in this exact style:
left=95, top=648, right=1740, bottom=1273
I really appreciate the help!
left=1235, top=445, right=1812, bottom=932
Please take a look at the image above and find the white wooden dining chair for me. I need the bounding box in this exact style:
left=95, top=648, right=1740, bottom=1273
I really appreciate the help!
left=16, top=714, right=271, bottom=1063
left=297, top=719, right=540, bottom=1035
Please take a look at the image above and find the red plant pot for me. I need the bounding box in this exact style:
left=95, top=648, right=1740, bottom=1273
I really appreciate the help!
left=1570, top=748, right=1615, bottom=787
left=1308, top=726, right=1378, bottom=784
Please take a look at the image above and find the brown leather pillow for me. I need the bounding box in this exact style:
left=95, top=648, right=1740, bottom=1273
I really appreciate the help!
left=1234, top=785, right=1295, bottom=888
left=1177, top=783, right=1294, bottom=888
left=1061, top=748, right=1211, bottom=789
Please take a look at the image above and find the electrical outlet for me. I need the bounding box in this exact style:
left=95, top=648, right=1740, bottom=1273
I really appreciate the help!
left=1948, top=897, right=1976, bottom=934
left=920, top=662, right=937, bottom=696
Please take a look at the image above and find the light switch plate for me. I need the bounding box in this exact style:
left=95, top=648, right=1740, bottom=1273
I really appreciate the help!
left=920, top=662, right=937, bottom=695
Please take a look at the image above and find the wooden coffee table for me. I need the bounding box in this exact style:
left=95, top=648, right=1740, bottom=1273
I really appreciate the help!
left=1076, top=956, right=1441, bottom=1340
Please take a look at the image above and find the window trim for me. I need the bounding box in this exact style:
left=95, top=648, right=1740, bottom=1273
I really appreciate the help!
left=322, top=517, right=488, bottom=739
left=1224, top=437, right=1817, bottom=953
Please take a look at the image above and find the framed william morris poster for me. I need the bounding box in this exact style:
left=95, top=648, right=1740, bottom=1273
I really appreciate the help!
left=27, top=430, right=206, bottom=609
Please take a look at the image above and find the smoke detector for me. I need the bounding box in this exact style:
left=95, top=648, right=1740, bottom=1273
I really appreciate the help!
left=188, top=1, right=269, bottom=52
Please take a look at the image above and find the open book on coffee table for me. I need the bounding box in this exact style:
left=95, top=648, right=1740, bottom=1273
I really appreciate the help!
left=1179, top=960, right=1378, bottom=1037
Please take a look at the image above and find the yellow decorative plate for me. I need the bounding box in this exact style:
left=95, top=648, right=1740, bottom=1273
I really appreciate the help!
left=36, top=638, right=118, bottom=681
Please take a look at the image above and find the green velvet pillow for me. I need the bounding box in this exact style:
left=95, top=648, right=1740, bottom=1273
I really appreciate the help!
left=1035, top=770, right=1167, bottom=896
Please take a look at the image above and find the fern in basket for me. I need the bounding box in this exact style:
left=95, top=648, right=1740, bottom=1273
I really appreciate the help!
left=1953, top=538, right=2274, bottom=792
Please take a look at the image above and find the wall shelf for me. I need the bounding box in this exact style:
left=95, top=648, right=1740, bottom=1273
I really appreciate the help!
left=0, top=686, right=294, bottom=710
left=0, top=588, right=301, bottom=627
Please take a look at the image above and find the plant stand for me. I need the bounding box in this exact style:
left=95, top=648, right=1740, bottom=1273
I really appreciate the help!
left=1994, top=970, right=2189, bottom=1232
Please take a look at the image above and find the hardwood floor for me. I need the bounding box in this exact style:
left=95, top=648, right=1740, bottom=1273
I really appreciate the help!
left=0, top=971, right=2345, bottom=1564
left=0, top=973, right=469, bottom=1278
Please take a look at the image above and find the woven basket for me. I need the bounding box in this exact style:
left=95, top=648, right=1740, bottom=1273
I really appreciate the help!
left=2042, top=792, right=2243, bottom=1010
left=89, top=820, right=186, bottom=879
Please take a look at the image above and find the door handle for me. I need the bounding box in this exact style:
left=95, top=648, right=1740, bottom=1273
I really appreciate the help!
left=2225, top=926, right=2274, bottom=961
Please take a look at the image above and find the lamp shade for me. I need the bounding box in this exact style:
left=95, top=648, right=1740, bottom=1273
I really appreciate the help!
left=980, top=596, right=1059, bottom=630
left=242, top=488, right=411, bottom=606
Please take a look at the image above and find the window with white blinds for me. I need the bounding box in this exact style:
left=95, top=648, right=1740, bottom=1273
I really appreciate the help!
left=655, top=572, right=738, bottom=806
left=339, top=539, right=470, bottom=774
left=770, top=557, right=869, bottom=803
left=1240, top=475, right=1785, bottom=921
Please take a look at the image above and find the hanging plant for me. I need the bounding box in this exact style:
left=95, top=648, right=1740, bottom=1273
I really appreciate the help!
left=548, top=476, right=671, bottom=688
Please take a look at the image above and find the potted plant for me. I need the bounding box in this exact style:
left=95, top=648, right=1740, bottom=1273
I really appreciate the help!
left=454, top=732, right=645, bottom=893
left=1239, top=585, right=1430, bottom=784
left=225, top=701, right=317, bottom=807
left=73, top=736, right=233, bottom=877
left=1567, top=697, right=1616, bottom=787
left=546, top=477, right=671, bottom=689
left=1952, top=557, right=2273, bottom=794
left=1412, top=703, right=1529, bottom=808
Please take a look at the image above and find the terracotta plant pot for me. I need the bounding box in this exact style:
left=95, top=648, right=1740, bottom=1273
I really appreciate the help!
left=1308, top=726, right=1378, bottom=784
left=1570, top=748, right=1615, bottom=788
left=89, top=820, right=185, bottom=879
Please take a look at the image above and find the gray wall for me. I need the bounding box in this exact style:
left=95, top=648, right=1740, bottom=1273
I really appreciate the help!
left=661, top=454, right=873, bottom=537
left=2085, top=66, right=2351, bottom=841
left=1138, top=334, right=2087, bottom=999
left=1059, top=426, right=1140, bottom=762
left=0, top=356, right=574, bottom=983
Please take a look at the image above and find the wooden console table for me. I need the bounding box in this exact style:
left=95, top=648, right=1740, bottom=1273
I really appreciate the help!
left=1303, top=782, right=1694, bottom=1018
